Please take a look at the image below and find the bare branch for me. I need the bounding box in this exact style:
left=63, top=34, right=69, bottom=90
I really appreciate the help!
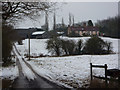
left=2, top=2, right=56, bottom=23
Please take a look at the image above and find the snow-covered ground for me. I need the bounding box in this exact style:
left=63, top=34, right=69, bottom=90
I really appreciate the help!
left=15, top=37, right=119, bottom=88
left=16, top=39, right=49, bottom=57
left=0, top=66, right=19, bottom=80
left=0, top=51, right=19, bottom=80
left=15, top=36, right=119, bottom=57
left=0, top=54, right=19, bottom=80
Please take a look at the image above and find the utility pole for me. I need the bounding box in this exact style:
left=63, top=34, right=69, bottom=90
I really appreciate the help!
left=28, top=30, right=30, bottom=60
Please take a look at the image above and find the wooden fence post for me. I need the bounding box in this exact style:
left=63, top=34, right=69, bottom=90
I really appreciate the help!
left=105, top=64, right=107, bottom=84
left=90, top=63, right=93, bottom=80
left=90, top=63, right=108, bottom=84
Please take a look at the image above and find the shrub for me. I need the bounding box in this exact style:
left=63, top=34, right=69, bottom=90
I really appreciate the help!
left=83, top=33, right=88, bottom=36
left=46, top=38, right=83, bottom=56
left=75, top=39, right=83, bottom=55
left=65, top=40, right=76, bottom=55
left=46, top=36, right=112, bottom=56
left=83, top=36, right=112, bottom=55
left=61, top=39, right=78, bottom=55
left=46, top=37, right=62, bottom=56
left=61, top=39, right=69, bottom=55
left=18, top=40, right=23, bottom=45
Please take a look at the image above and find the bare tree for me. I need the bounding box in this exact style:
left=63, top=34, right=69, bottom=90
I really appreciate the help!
left=46, top=37, right=62, bottom=56
left=2, top=2, right=56, bottom=23
left=2, top=2, right=56, bottom=66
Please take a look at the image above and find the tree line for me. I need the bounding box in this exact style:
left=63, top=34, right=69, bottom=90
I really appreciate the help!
left=96, top=16, right=119, bottom=38
left=46, top=36, right=113, bottom=56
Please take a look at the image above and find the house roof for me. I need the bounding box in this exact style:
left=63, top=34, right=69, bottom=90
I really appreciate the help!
left=32, top=31, right=45, bottom=35
left=57, top=32, right=64, bottom=34
left=70, top=26, right=99, bottom=31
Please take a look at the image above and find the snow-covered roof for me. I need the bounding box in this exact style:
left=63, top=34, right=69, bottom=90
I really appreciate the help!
left=32, top=31, right=45, bottom=35
left=57, top=32, right=64, bottom=34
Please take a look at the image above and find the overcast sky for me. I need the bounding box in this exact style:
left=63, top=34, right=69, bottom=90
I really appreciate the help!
left=15, top=2, right=118, bottom=29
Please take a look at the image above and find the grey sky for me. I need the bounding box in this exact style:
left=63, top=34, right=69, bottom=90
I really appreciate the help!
left=16, top=2, right=118, bottom=29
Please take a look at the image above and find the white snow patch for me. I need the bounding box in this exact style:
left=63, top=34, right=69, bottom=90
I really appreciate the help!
left=0, top=52, right=19, bottom=80
left=0, top=66, right=19, bottom=80
left=32, top=31, right=45, bottom=35
left=15, top=39, right=49, bottom=57
left=26, top=54, right=118, bottom=87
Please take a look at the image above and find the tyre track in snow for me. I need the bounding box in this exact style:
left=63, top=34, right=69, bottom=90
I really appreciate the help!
left=12, top=44, right=67, bottom=89
left=12, top=45, right=39, bottom=88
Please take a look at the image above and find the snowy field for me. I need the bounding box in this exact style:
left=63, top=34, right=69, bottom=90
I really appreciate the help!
left=15, top=37, right=119, bottom=88
left=15, top=36, right=119, bottom=57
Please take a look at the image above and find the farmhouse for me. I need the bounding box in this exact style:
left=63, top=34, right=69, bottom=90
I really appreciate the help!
left=68, top=25, right=99, bottom=36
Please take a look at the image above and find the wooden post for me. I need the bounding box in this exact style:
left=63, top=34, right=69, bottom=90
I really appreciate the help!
left=118, top=76, right=120, bottom=81
left=105, top=64, right=107, bottom=84
left=90, top=63, right=93, bottom=80
left=90, top=63, right=108, bottom=84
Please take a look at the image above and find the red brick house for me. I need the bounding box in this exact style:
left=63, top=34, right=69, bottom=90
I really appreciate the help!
left=68, top=25, right=99, bottom=36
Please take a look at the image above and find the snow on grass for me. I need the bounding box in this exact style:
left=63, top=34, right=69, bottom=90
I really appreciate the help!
left=15, top=37, right=119, bottom=87
left=15, top=36, right=119, bottom=57
left=0, top=52, right=19, bottom=80
left=100, top=37, right=119, bottom=53
left=0, top=66, right=19, bottom=80
left=15, top=39, right=49, bottom=57
left=27, top=54, right=118, bottom=87
left=13, top=46, right=36, bottom=81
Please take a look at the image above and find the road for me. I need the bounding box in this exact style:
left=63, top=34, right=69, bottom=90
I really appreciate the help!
left=12, top=45, right=68, bottom=89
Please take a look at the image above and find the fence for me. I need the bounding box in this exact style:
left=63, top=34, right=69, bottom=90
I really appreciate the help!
left=90, top=63, right=108, bottom=83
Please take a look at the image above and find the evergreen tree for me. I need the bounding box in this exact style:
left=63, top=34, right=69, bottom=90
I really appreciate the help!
left=69, top=13, right=72, bottom=26
left=53, top=12, right=56, bottom=31
left=96, top=16, right=119, bottom=38
left=88, top=20, right=93, bottom=26
left=45, top=11, right=49, bottom=31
